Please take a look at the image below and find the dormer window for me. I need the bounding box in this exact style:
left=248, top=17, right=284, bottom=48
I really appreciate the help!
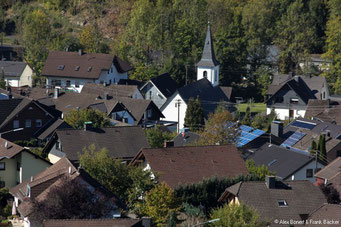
left=278, top=200, right=288, bottom=207
left=88, top=67, right=92, bottom=72
left=58, top=65, right=65, bottom=70
left=75, top=66, right=80, bottom=71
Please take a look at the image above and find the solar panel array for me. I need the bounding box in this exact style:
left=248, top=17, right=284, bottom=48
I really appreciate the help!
left=237, top=126, right=266, bottom=147
left=281, top=131, right=306, bottom=147
left=291, top=120, right=316, bottom=130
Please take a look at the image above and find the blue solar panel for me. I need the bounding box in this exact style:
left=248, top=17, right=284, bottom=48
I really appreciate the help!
left=237, top=126, right=266, bottom=147
left=291, top=120, right=315, bottom=130
left=281, top=131, right=306, bottom=147
left=240, top=125, right=253, bottom=132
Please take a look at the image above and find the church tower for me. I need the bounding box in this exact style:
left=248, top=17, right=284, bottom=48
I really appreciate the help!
left=197, top=21, right=220, bottom=87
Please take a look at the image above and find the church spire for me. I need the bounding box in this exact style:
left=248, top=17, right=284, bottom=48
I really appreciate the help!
left=197, top=21, right=219, bottom=67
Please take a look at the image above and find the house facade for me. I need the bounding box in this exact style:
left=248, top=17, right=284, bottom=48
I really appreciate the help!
left=140, top=73, right=178, bottom=109
left=0, top=138, right=51, bottom=188
left=42, top=51, right=132, bottom=93
left=0, top=61, right=33, bottom=87
left=0, top=98, right=60, bottom=142
left=266, top=74, right=329, bottom=120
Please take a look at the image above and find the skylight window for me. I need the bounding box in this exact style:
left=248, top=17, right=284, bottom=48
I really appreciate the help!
left=88, top=67, right=92, bottom=72
left=57, top=65, right=65, bottom=70
left=268, top=159, right=277, bottom=166
left=75, top=66, right=80, bottom=71
left=278, top=200, right=288, bottom=207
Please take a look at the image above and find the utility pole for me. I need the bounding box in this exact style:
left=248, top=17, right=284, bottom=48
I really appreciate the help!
left=175, top=99, right=181, bottom=133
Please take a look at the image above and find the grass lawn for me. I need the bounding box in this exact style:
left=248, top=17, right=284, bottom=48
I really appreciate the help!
left=237, top=103, right=266, bottom=113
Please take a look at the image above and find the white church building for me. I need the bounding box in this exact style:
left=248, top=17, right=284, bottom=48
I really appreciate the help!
left=161, top=22, right=231, bottom=131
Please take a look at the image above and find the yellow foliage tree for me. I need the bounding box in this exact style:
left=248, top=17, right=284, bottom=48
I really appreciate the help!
left=142, top=182, right=181, bottom=226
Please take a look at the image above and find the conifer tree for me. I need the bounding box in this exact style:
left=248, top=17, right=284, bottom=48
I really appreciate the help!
left=184, top=96, right=204, bottom=131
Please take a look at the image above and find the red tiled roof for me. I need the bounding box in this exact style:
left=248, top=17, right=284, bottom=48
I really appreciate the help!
left=132, top=145, right=248, bottom=188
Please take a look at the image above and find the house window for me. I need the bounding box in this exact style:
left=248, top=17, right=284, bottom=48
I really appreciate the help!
left=275, top=97, right=283, bottom=103
left=52, top=80, right=61, bottom=86
left=0, top=162, right=5, bottom=170
left=147, top=109, right=152, bottom=118
left=323, top=92, right=325, bottom=99
left=66, top=80, right=71, bottom=87
left=17, top=162, right=20, bottom=171
left=56, top=141, right=61, bottom=150
left=290, top=98, right=299, bottom=104
left=149, top=91, right=152, bottom=100
left=214, top=70, right=217, bottom=82
left=13, top=120, right=19, bottom=129
left=35, top=119, right=42, bottom=128
left=25, top=119, right=31, bottom=128
left=306, top=169, right=313, bottom=178
left=203, top=71, right=207, bottom=78
left=337, top=150, right=341, bottom=157
left=75, top=81, right=80, bottom=88
left=278, top=200, right=288, bottom=207
left=124, top=118, right=128, bottom=123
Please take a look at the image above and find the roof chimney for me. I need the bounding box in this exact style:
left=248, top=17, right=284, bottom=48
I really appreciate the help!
left=84, top=121, right=92, bottom=131
left=30, top=176, right=34, bottom=182
left=294, top=75, right=299, bottom=82
left=164, top=141, right=174, bottom=148
left=5, top=141, right=8, bottom=149
left=265, top=176, right=276, bottom=189
left=78, top=49, right=83, bottom=56
left=68, top=166, right=72, bottom=174
left=54, top=88, right=59, bottom=99
left=271, top=121, right=283, bottom=138
left=104, top=92, right=109, bottom=100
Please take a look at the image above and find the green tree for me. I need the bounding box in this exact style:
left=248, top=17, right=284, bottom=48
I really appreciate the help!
left=0, top=68, right=5, bottom=89
left=210, top=203, right=268, bottom=227
left=310, top=140, right=318, bottom=156
left=198, top=109, right=237, bottom=145
left=79, top=145, right=155, bottom=213
left=145, top=125, right=176, bottom=148
left=322, top=0, right=341, bottom=93
left=275, top=0, right=318, bottom=73
left=64, top=108, right=110, bottom=129
left=318, top=135, right=327, bottom=163
left=246, top=159, right=275, bottom=181
left=255, top=65, right=273, bottom=100
left=241, top=106, right=252, bottom=126
left=142, top=182, right=181, bottom=226
left=21, top=9, right=51, bottom=74
left=184, top=96, right=204, bottom=131
left=79, top=24, right=103, bottom=53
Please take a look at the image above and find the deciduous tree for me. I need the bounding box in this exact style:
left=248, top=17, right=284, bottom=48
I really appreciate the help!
left=210, top=203, right=268, bottom=227
left=64, top=108, right=110, bottom=129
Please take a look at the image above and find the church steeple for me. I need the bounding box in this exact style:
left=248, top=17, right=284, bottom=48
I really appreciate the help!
left=197, top=21, right=220, bottom=87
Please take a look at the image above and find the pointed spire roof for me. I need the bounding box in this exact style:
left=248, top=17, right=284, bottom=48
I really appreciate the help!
left=197, top=21, right=219, bottom=67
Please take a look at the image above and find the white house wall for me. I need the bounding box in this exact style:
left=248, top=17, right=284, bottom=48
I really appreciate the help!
left=267, top=107, right=306, bottom=120
left=288, top=161, right=325, bottom=183
left=5, top=78, right=19, bottom=87
left=19, top=65, right=33, bottom=87
left=161, top=93, right=187, bottom=129
left=46, top=77, right=93, bottom=93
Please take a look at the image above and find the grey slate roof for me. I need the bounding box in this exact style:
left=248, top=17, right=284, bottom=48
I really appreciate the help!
left=149, top=73, right=178, bottom=98
left=248, top=143, right=317, bottom=180
left=267, top=74, right=327, bottom=101
left=220, top=180, right=327, bottom=225
left=37, top=119, right=71, bottom=140
left=0, top=61, right=27, bottom=77
left=177, top=78, right=229, bottom=118
left=53, top=126, right=149, bottom=161
left=81, top=83, right=139, bottom=99
left=306, top=204, right=341, bottom=227
left=197, top=22, right=219, bottom=67
left=314, top=157, right=341, bottom=180
left=173, top=131, right=200, bottom=147
left=0, top=98, right=23, bottom=125
left=42, top=218, right=143, bottom=227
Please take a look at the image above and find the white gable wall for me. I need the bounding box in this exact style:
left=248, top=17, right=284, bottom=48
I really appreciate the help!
left=287, top=161, right=325, bottom=183
left=161, top=93, right=187, bottom=130
left=19, top=65, right=33, bottom=87
left=266, top=107, right=306, bottom=120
